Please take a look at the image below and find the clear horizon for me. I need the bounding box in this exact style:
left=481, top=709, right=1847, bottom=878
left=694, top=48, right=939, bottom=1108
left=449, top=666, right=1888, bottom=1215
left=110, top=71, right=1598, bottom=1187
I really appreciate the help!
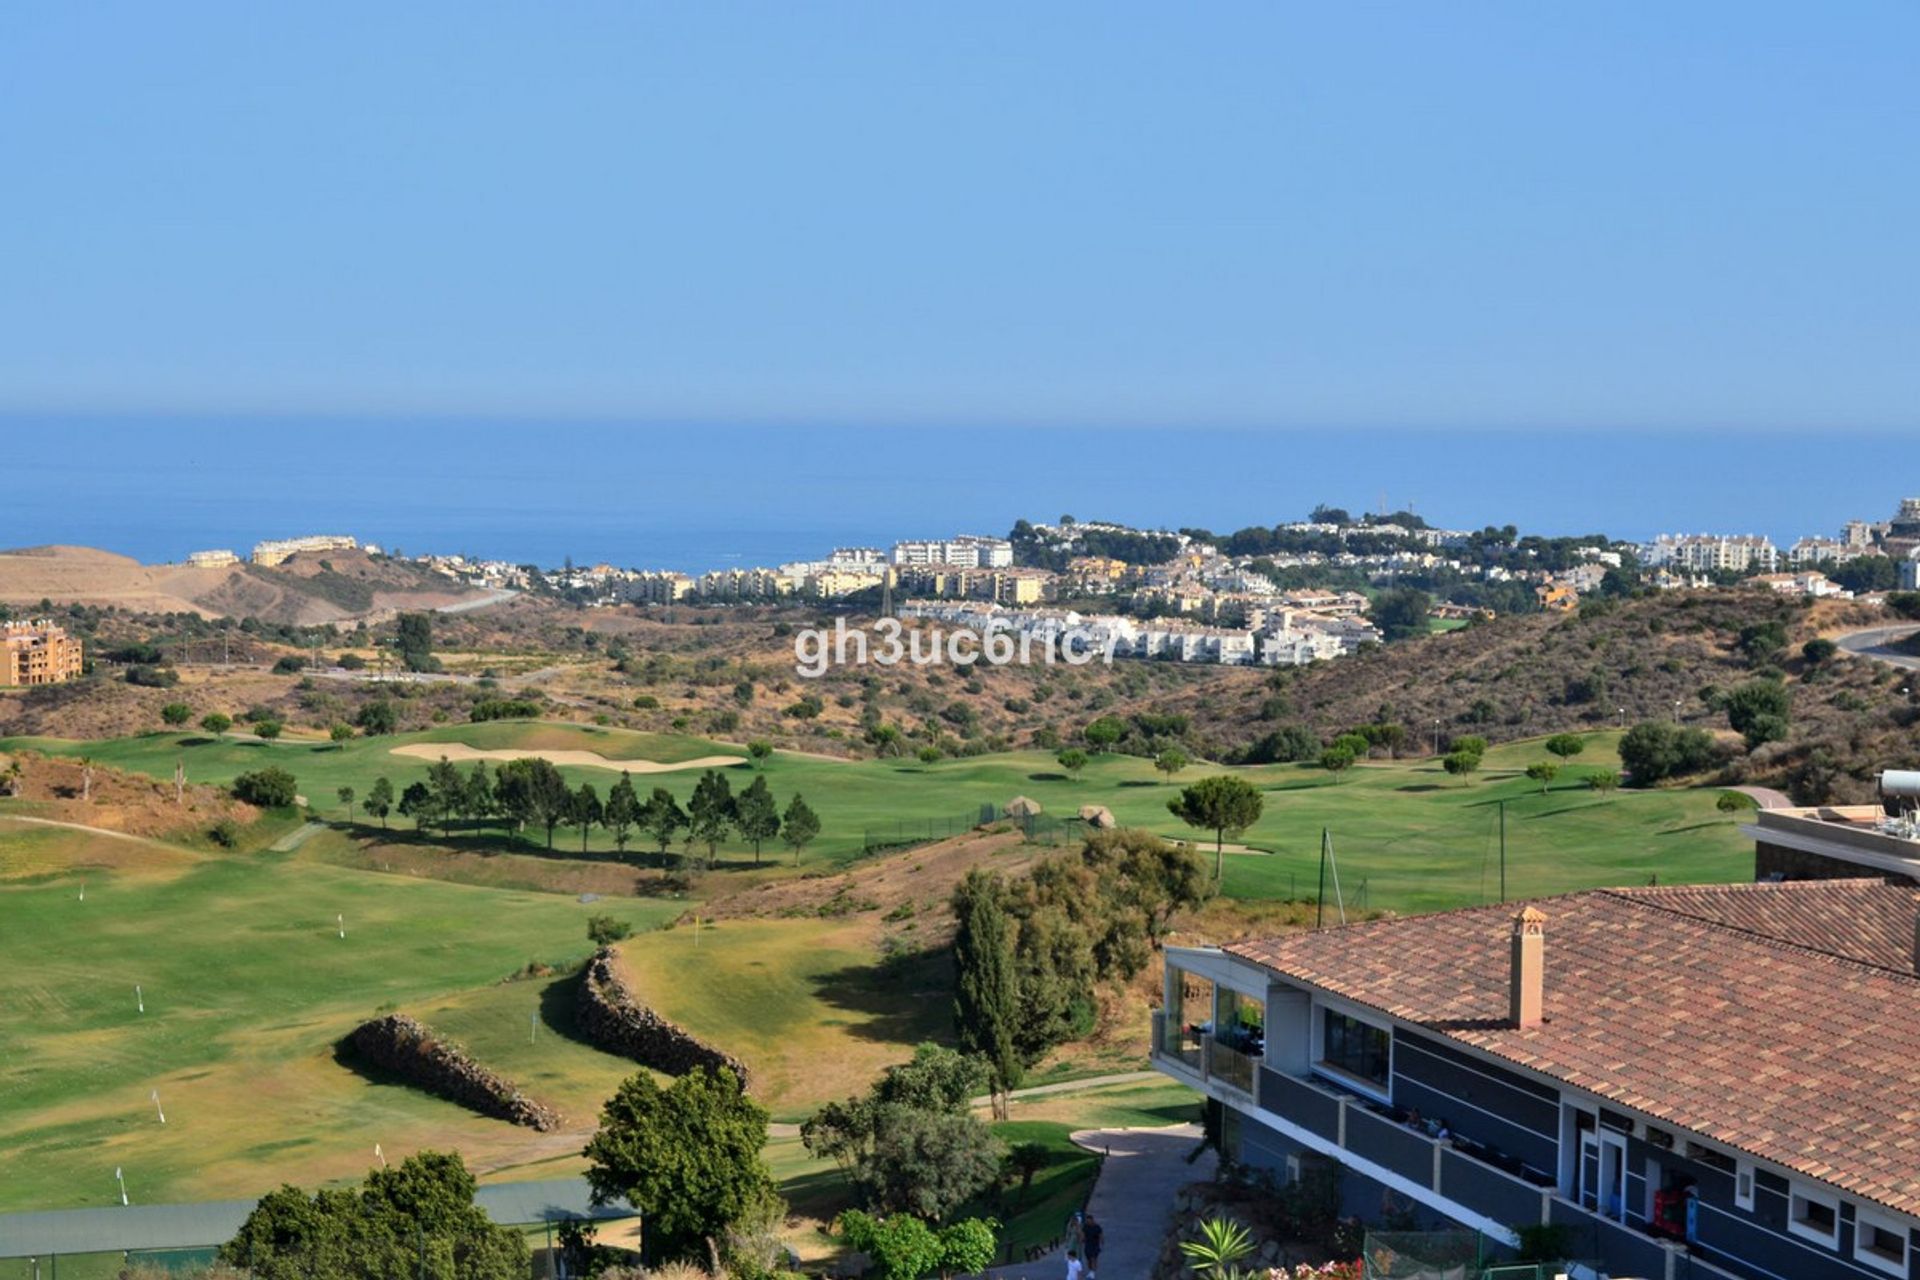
left=4, top=420, right=1910, bottom=574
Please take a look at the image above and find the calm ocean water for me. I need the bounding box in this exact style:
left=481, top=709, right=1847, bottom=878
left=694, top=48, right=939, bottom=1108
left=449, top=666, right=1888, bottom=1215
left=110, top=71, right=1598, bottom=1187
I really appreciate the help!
left=1, top=417, right=1905, bottom=573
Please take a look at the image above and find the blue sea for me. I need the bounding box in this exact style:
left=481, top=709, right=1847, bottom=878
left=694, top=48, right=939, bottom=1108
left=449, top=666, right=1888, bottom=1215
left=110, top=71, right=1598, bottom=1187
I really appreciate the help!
left=0, top=416, right=1908, bottom=573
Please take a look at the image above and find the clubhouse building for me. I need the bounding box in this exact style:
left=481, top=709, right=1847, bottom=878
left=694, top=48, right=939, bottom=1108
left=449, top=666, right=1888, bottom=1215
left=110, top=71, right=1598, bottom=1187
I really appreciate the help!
left=1151, top=879, right=1920, bottom=1280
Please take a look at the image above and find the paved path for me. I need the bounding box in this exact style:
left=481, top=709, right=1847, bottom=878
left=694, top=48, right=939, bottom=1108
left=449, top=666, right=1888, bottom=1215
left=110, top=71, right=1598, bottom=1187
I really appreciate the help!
left=269, top=820, right=327, bottom=853
left=982, top=1124, right=1213, bottom=1280
left=767, top=1071, right=1170, bottom=1138
left=0, top=1178, right=630, bottom=1257
left=1730, top=785, right=1793, bottom=809
left=1836, top=624, right=1920, bottom=671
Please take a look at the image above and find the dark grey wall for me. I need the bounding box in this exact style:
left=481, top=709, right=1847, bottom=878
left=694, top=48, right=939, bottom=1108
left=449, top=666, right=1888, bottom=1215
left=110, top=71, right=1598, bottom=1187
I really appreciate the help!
left=1390, top=1030, right=1559, bottom=1178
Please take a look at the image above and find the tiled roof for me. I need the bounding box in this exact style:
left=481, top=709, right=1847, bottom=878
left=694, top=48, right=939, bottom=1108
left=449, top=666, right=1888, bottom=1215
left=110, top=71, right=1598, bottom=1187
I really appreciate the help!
left=1223, top=880, right=1920, bottom=1217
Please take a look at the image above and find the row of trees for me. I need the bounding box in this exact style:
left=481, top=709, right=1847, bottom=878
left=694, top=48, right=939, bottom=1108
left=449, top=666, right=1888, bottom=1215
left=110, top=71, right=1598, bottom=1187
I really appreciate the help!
left=346, top=759, right=822, bottom=866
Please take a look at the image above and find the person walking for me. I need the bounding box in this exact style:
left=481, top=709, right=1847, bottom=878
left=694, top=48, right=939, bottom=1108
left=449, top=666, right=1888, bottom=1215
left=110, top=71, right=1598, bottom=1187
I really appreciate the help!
left=1065, top=1250, right=1084, bottom=1280
left=1081, top=1212, right=1104, bottom=1279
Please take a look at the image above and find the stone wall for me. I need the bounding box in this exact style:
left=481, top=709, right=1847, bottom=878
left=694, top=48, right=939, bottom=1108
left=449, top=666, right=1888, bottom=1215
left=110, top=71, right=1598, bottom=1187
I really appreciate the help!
left=347, top=1014, right=561, bottom=1131
left=577, top=947, right=751, bottom=1087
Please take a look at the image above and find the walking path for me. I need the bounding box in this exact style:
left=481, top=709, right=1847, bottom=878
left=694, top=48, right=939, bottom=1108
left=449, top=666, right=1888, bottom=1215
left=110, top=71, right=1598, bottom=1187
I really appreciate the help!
left=767, top=1070, right=1169, bottom=1138
left=0, top=813, right=188, bottom=852
left=982, top=1124, right=1214, bottom=1280
left=1729, top=785, right=1792, bottom=809
left=269, top=819, right=327, bottom=852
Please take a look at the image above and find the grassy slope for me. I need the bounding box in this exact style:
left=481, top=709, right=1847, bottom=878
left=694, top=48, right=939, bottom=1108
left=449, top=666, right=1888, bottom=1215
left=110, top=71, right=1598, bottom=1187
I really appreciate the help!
left=0, top=820, right=680, bottom=1212
left=2, top=722, right=1752, bottom=910
left=0, top=722, right=1754, bottom=1215
left=614, top=917, right=951, bottom=1122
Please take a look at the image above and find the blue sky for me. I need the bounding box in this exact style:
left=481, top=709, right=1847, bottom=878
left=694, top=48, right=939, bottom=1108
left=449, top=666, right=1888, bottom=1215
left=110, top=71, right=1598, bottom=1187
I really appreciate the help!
left=1, top=3, right=1915, bottom=431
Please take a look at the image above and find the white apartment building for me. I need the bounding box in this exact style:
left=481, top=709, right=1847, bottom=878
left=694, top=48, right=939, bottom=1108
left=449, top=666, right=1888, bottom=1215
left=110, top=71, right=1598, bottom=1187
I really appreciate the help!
left=890, top=535, right=1014, bottom=568
left=1641, top=534, right=1779, bottom=574
left=1787, top=537, right=1862, bottom=567
left=826, top=547, right=888, bottom=568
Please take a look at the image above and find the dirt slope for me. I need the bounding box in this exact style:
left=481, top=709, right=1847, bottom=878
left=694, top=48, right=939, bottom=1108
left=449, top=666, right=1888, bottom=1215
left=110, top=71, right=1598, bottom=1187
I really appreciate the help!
left=0, top=545, right=484, bottom=623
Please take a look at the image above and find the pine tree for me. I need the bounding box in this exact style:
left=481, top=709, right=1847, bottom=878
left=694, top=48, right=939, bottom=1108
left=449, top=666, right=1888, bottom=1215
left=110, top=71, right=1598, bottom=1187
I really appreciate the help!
left=781, top=793, right=821, bottom=865
left=605, top=772, right=640, bottom=855
left=733, top=775, right=780, bottom=865
left=687, top=769, right=736, bottom=866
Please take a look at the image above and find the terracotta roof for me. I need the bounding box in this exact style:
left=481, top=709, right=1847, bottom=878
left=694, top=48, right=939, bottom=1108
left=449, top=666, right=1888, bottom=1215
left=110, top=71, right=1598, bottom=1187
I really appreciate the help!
left=1223, top=880, right=1920, bottom=1217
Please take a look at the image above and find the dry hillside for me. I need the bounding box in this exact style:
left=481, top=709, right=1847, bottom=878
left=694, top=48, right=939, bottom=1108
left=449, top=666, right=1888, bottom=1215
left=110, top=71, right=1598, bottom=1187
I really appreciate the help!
left=0, top=545, right=484, bottom=623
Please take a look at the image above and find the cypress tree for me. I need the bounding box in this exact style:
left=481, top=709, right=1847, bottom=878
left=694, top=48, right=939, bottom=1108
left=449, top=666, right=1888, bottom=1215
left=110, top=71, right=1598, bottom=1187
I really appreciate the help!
left=951, top=870, right=1021, bottom=1119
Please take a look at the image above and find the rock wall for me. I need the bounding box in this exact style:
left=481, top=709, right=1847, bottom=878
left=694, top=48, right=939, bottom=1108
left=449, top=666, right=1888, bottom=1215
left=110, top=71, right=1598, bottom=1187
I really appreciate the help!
left=347, top=1014, right=561, bottom=1131
left=578, top=947, right=751, bottom=1087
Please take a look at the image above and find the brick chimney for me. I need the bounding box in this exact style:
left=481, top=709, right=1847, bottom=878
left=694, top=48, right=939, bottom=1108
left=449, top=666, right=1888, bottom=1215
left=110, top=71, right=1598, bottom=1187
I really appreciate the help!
left=1510, top=906, right=1547, bottom=1028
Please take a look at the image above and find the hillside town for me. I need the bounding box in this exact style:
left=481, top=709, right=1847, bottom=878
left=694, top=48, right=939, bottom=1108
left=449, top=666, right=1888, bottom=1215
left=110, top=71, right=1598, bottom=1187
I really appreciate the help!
left=123, top=495, right=1920, bottom=679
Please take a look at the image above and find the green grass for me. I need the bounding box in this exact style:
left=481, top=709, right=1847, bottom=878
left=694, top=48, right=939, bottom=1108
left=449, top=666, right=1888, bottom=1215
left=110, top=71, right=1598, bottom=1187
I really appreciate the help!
left=767, top=1118, right=1105, bottom=1266
left=0, top=822, right=682, bottom=1213
left=1007, top=1081, right=1202, bottom=1131
left=0, top=723, right=1754, bottom=1216
left=969, top=1121, right=1102, bottom=1260
left=0, top=724, right=1754, bottom=911
left=618, top=916, right=951, bottom=1120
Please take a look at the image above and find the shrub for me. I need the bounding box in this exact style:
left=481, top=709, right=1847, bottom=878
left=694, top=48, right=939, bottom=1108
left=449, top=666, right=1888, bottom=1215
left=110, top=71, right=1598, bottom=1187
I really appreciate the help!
left=470, top=698, right=542, bottom=722
left=1618, top=721, right=1716, bottom=785
left=587, top=915, right=632, bottom=946
left=1238, top=723, right=1321, bottom=764
left=232, top=767, right=298, bottom=808
left=272, top=655, right=306, bottom=674
left=1802, top=637, right=1838, bottom=665
left=125, top=665, right=179, bottom=688
left=1723, top=678, right=1791, bottom=748
left=355, top=700, right=399, bottom=735
left=209, top=818, right=240, bottom=848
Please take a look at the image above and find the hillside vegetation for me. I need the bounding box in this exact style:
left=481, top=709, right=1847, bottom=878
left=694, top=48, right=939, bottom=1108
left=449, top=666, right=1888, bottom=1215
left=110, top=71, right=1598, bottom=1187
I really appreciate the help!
left=1157, top=590, right=1912, bottom=802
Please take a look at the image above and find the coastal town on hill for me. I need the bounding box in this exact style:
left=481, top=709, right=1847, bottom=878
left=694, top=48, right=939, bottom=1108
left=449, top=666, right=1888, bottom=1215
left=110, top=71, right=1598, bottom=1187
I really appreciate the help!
left=19, top=493, right=1908, bottom=684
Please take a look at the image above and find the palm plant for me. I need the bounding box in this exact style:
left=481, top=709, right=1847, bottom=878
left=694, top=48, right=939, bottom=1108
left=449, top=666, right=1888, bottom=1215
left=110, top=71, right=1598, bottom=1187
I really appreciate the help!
left=1179, top=1216, right=1256, bottom=1280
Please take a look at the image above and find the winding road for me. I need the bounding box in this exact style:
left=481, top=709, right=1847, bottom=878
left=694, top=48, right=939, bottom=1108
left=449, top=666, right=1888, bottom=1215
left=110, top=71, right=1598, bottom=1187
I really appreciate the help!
left=1835, top=623, right=1920, bottom=671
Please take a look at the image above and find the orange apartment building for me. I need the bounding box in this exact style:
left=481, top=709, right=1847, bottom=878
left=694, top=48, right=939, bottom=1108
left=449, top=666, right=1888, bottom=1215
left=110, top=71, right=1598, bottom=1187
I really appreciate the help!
left=1, top=619, right=85, bottom=686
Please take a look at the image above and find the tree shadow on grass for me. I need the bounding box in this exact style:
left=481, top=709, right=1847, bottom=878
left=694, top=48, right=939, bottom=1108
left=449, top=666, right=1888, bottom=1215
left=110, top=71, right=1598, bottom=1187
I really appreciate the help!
left=1117, top=780, right=1160, bottom=788
left=807, top=945, right=953, bottom=1047
left=1027, top=772, right=1068, bottom=783
left=1660, top=819, right=1734, bottom=836
left=1396, top=784, right=1447, bottom=793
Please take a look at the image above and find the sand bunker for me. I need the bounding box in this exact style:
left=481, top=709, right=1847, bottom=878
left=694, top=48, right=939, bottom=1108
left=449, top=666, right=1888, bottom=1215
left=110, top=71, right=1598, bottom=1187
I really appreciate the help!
left=389, top=743, right=747, bottom=773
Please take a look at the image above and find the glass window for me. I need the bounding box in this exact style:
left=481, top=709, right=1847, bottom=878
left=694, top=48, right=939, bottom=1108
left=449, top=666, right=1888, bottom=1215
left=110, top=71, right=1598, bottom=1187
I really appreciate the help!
left=1320, top=1009, right=1390, bottom=1087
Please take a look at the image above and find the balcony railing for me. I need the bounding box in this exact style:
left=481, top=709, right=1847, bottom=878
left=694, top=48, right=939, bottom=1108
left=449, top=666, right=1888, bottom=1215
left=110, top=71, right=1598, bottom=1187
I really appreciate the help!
left=1206, top=1038, right=1258, bottom=1095
left=1149, top=1011, right=1260, bottom=1097
left=1151, top=1010, right=1203, bottom=1073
